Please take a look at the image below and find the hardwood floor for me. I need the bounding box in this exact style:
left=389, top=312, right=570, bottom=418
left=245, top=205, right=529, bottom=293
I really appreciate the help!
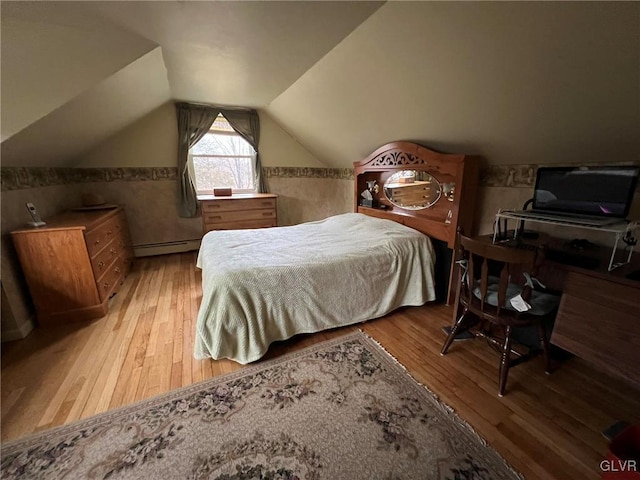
left=2, top=252, right=639, bottom=479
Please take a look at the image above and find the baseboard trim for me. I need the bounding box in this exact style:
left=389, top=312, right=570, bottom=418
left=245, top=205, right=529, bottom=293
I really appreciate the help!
left=1, top=316, right=35, bottom=342
left=134, top=239, right=201, bottom=257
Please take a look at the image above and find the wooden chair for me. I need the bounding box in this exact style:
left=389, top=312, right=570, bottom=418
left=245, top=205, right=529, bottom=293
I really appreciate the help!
left=441, top=233, right=560, bottom=396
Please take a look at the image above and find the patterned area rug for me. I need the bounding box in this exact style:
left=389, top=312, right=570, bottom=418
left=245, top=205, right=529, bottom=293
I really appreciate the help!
left=1, top=332, right=522, bottom=479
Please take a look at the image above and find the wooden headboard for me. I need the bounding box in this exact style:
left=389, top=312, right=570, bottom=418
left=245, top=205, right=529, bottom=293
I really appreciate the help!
left=354, top=141, right=480, bottom=302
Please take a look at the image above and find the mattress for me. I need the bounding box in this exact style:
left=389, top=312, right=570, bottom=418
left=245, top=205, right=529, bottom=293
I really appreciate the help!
left=194, top=213, right=436, bottom=363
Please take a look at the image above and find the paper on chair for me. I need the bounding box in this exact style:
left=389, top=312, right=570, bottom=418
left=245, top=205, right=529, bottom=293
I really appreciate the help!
left=510, top=294, right=532, bottom=312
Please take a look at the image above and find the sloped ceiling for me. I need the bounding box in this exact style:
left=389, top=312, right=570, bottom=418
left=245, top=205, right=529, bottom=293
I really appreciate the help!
left=1, top=11, right=156, bottom=142
left=1, top=0, right=383, bottom=166
left=2, top=1, right=638, bottom=169
left=268, top=2, right=640, bottom=167
left=1, top=48, right=171, bottom=167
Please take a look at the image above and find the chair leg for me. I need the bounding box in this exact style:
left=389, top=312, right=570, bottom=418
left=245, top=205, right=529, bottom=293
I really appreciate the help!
left=498, top=325, right=513, bottom=397
left=537, top=321, right=551, bottom=374
left=441, top=308, right=469, bottom=356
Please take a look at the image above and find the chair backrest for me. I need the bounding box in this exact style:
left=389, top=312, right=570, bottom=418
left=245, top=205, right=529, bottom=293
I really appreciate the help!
left=456, top=234, right=543, bottom=323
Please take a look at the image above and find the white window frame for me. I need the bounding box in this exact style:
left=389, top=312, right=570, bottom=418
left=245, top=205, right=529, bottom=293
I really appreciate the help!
left=188, top=126, right=257, bottom=195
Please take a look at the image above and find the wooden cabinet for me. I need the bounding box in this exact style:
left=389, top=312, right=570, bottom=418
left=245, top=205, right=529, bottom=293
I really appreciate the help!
left=551, top=269, right=640, bottom=390
left=11, top=206, right=134, bottom=326
left=199, top=193, right=277, bottom=233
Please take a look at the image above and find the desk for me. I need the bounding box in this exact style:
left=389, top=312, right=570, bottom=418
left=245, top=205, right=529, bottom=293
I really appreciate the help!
left=478, top=234, right=640, bottom=390
left=494, top=210, right=638, bottom=271
left=551, top=267, right=639, bottom=390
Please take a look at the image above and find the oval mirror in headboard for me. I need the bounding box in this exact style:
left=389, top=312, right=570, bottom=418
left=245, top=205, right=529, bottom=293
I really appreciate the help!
left=383, top=170, right=441, bottom=210
left=353, top=141, right=480, bottom=304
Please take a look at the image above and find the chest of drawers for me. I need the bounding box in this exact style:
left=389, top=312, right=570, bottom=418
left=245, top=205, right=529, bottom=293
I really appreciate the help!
left=11, top=206, right=134, bottom=326
left=199, top=193, right=278, bottom=233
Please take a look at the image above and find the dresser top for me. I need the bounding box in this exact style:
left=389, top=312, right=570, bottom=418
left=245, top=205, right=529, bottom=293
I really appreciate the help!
left=197, top=193, right=277, bottom=201
left=11, top=206, right=123, bottom=235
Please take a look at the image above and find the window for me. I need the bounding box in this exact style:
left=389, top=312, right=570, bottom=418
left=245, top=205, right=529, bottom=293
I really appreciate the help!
left=188, top=114, right=256, bottom=193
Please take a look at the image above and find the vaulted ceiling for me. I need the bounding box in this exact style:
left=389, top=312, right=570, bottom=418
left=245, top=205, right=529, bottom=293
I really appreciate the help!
left=2, top=1, right=638, bottom=169
left=1, top=1, right=383, bottom=166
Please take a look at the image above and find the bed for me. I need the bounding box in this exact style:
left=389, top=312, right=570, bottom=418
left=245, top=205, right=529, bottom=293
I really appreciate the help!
left=195, top=141, right=479, bottom=363
left=195, top=213, right=435, bottom=363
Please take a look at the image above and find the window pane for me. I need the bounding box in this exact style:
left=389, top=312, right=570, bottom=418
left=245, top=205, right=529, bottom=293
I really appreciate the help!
left=211, top=115, right=234, bottom=132
left=191, top=132, right=255, bottom=156
left=192, top=156, right=255, bottom=191
left=189, top=114, right=257, bottom=193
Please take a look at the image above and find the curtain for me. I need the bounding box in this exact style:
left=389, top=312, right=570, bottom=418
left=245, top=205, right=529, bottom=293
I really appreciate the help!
left=220, top=108, right=267, bottom=194
left=176, top=103, right=267, bottom=218
left=176, top=103, right=220, bottom=217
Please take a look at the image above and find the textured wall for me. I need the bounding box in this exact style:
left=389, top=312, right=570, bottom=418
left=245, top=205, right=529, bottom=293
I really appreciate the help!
left=0, top=166, right=350, bottom=340
left=264, top=169, right=353, bottom=226
left=4, top=160, right=638, bottom=341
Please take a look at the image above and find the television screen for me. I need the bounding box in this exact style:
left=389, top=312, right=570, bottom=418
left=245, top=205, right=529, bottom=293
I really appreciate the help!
left=533, top=166, right=639, bottom=218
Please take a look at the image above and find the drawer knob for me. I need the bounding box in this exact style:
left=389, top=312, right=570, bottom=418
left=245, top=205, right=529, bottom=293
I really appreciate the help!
left=107, top=230, right=113, bottom=236
left=103, top=282, right=110, bottom=290
left=95, top=239, right=100, bottom=245
left=110, top=248, right=117, bottom=255
left=98, top=261, right=105, bottom=269
left=115, top=266, right=121, bottom=274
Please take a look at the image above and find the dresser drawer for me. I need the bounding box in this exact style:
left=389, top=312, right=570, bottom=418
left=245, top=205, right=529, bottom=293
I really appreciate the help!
left=204, top=208, right=276, bottom=225
left=85, top=216, right=119, bottom=257
left=202, top=197, right=276, bottom=213
left=96, top=261, right=124, bottom=302
left=90, top=240, right=120, bottom=277
left=204, top=219, right=277, bottom=232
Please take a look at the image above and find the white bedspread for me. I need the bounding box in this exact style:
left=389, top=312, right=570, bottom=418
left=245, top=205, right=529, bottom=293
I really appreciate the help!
left=195, top=213, right=436, bottom=363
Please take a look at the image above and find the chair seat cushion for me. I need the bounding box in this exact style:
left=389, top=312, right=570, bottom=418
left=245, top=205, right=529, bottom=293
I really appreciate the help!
left=472, top=276, right=560, bottom=316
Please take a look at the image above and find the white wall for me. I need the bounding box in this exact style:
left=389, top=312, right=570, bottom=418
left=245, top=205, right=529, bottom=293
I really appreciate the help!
left=79, top=103, right=325, bottom=169
left=268, top=2, right=640, bottom=168
left=1, top=15, right=155, bottom=141
left=78, top=102, right=178, bottom=168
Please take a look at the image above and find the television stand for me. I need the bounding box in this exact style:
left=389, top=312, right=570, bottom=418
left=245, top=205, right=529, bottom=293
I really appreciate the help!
left=493, top=210, right=638, bottom=271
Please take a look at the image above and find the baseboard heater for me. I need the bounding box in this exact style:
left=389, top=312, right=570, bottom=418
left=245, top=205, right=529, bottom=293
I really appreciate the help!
left=133, top=239, right=201, bottom=257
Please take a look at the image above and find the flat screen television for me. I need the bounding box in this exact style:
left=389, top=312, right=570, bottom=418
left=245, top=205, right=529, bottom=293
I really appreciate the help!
left=533, top=166, right=640, bottom=218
